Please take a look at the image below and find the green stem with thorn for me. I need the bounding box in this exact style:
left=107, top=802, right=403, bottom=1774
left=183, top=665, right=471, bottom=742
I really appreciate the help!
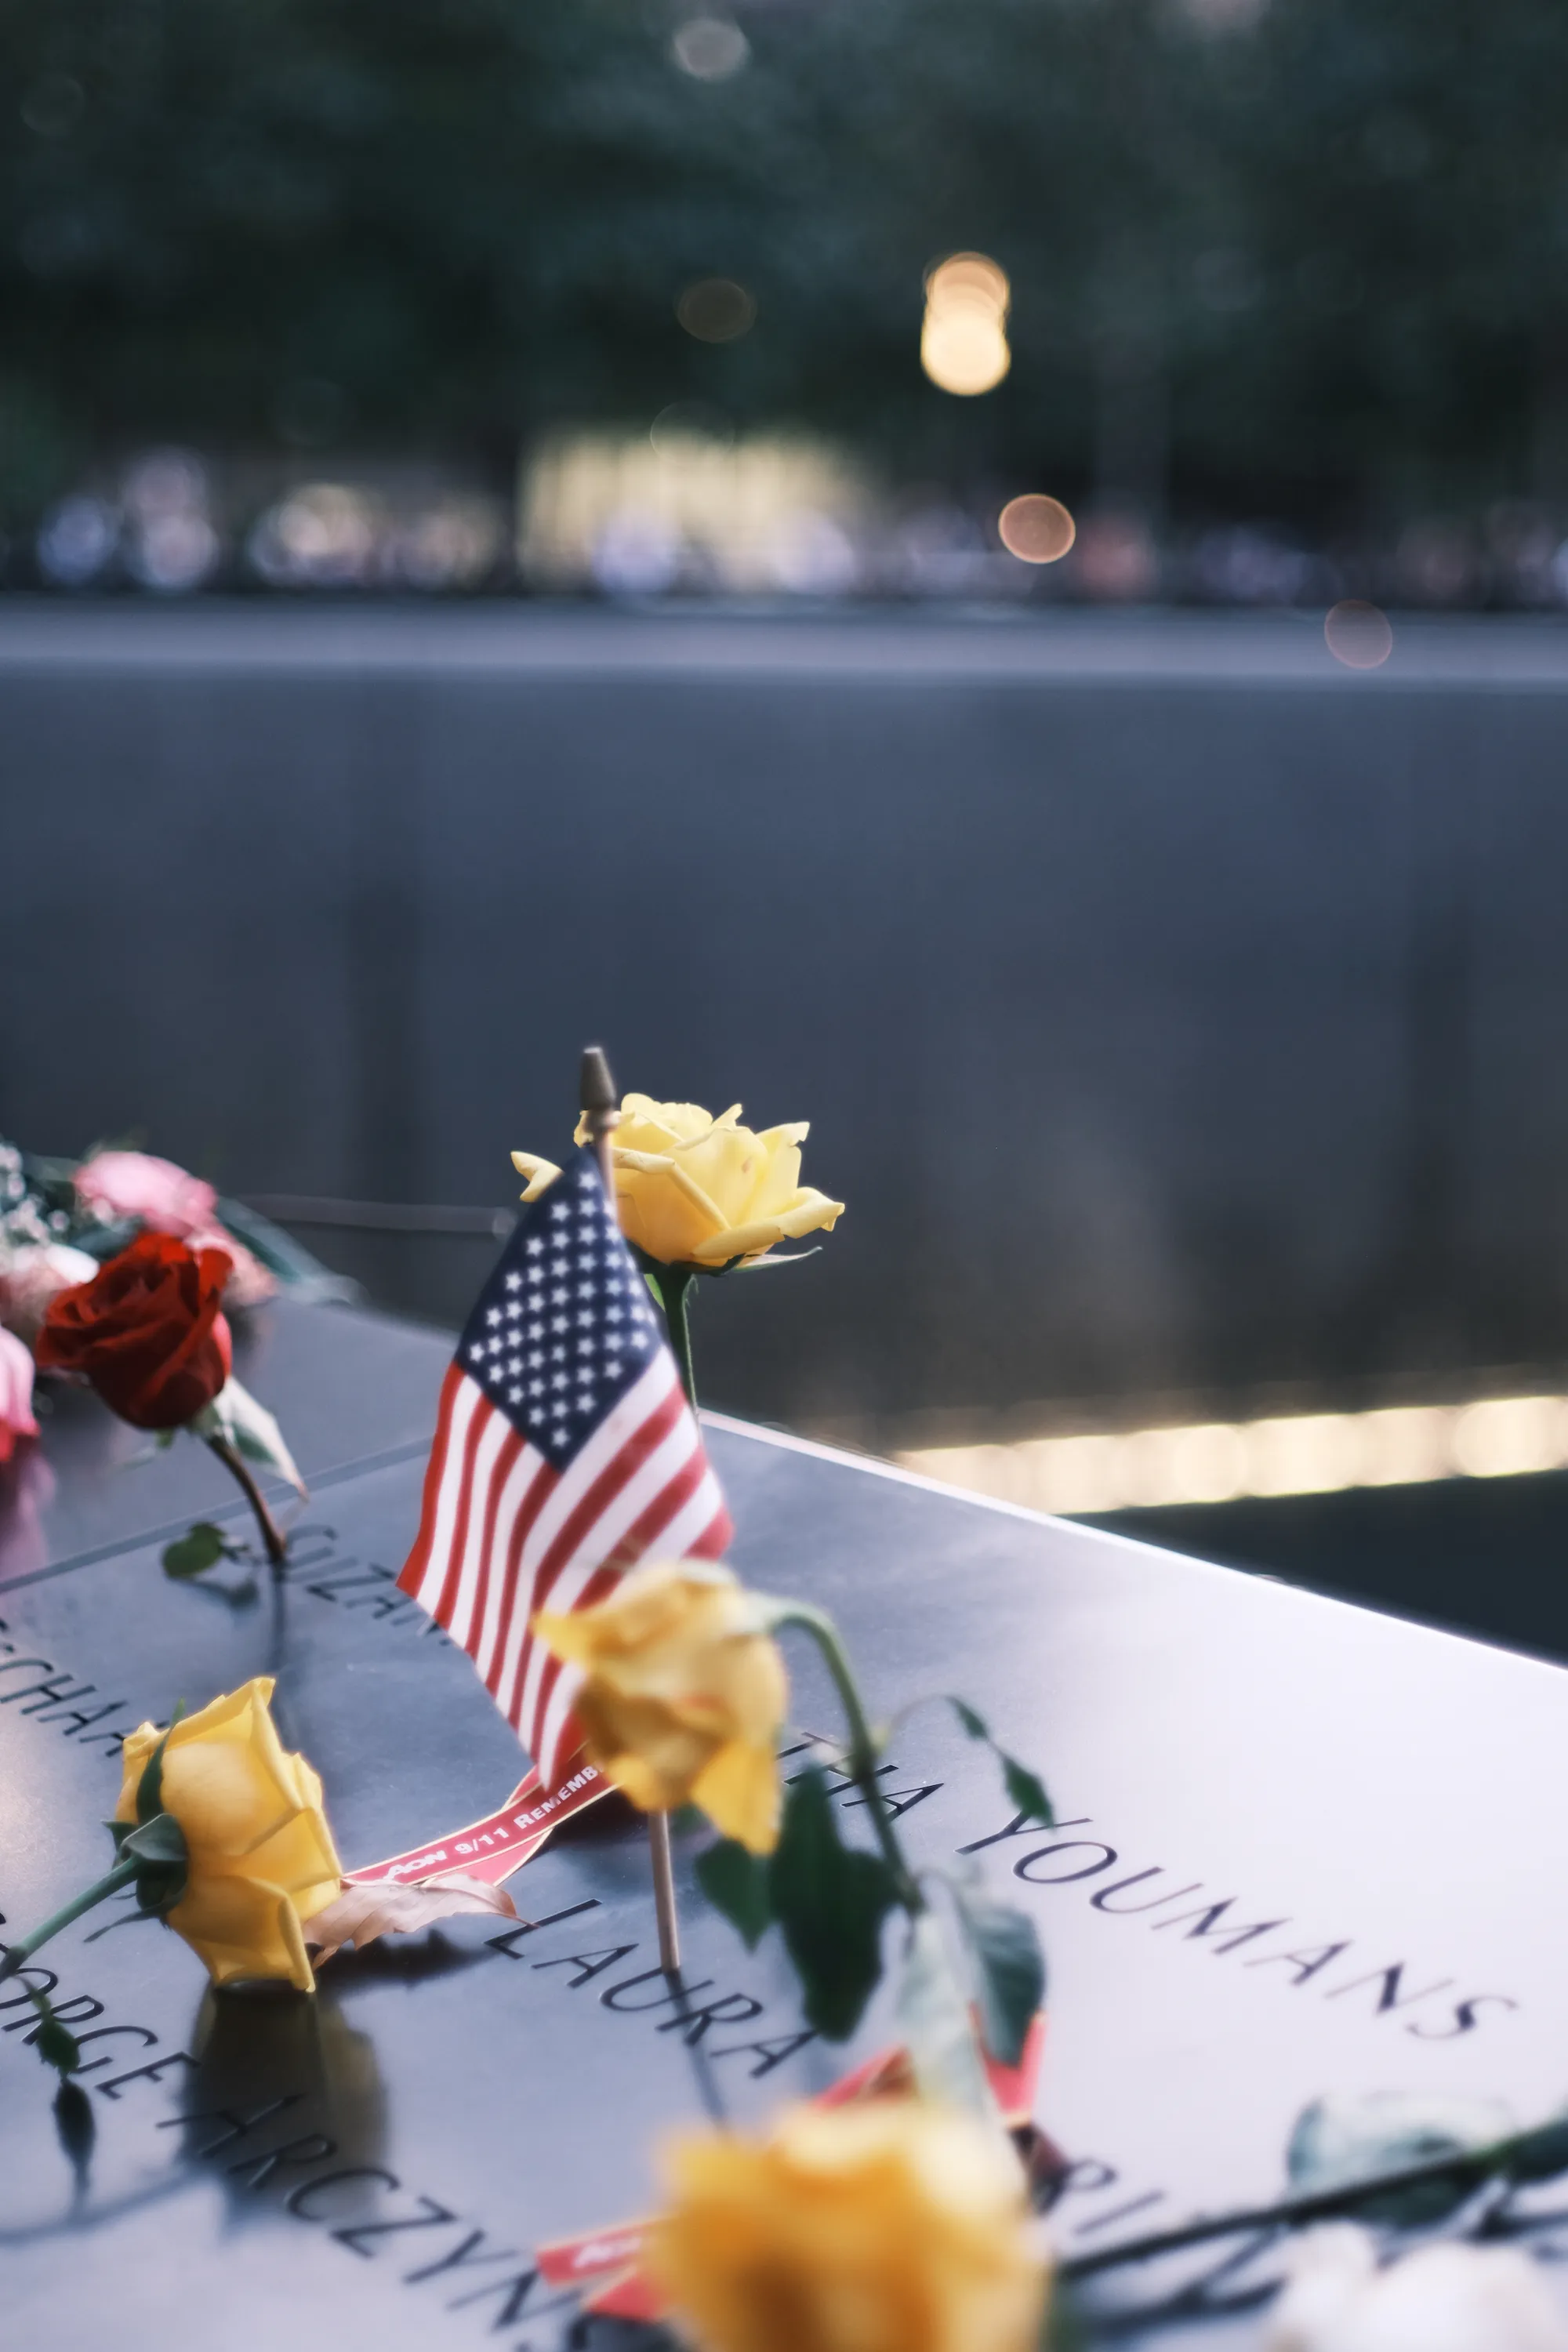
left=768, top=1601, right=924, bottom=1913
left=205, top=1433, right=289, bottom=1570
left=0, top=1857, right=140, bottom=1984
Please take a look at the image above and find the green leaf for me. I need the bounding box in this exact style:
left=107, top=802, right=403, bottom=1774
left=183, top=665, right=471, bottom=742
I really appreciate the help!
left=768, top=1767, right=899, bottom=2041
left=896, top=1910, right=994, bottom=2118
left=192, top=1377, right=305, bottom=1495
left=1504, top=2114, right=1568, bottom=2185
left=121, top=1812, right=189, bottom=1915
left=952, top=1888, right=1044, bottom=2067
left=33, top=2016, right=82, bottom=2074
left=948, top=1697, right=1054, bottom=1829
left=950, top=1697, right=989, bottom=1742
left=122, top=1812, right=187, bottom=1867
left=28, top=1990, right=81, bottom=2079
left=1287, top=2092, right=1514, bottom=2225
left=1000, top=1755, right=1054, bottom=1831
left=162, top=1522, right=229, bottom=1579
left=730, top=1247, right=822, bottom=1272
left=135, top=1867, right=187, bottom=1916
left=695, top=1838, right=773, bottom=1950
left=134, top=1708, right=183, bottom=1825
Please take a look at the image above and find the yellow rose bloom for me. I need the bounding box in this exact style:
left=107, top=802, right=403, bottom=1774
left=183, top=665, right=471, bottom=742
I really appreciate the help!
left=114, top=1677, right=341, bottom=1993
left=513, top=1094, right=844, bottom=1267
left=531, top=1561, right=786, bottom=1853
left=650, top=2100, right=1048, bottom=2352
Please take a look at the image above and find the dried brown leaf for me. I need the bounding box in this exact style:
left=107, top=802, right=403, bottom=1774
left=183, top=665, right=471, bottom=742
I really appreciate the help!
left=304, top=1871, right=519, bottom=1963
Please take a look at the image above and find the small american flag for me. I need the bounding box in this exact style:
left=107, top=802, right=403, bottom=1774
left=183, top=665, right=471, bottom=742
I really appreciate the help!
left=397, top=1149, right=732, bottom=1787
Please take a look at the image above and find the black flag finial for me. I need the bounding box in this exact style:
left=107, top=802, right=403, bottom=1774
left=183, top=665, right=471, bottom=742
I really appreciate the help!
left=579, top=1044, right=616, bottom=1116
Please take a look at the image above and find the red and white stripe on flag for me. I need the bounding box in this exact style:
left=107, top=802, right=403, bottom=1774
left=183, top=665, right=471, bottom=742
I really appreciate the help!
left=397, top=1346, right=731, bottom=1788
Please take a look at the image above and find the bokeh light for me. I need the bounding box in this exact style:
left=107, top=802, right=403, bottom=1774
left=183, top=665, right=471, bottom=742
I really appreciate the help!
left=1324, top=599, right=1394, bottom=668
left=926, top=253, right=1011, bottom=313
left=36, top=495, right=118, bottom=588
left=1076, top=510, right=1160, bottom=601
left=248, top=485, right=379, bottom=586
left=1450, top=1396, right=1568, bottom=1478
left=676, top=278, right=757, bottom=342
left=670, top=16, right=750, bottom=79
left=904, top=1390, right=1568, bottom=1516
left=921, top=251, right=1011, bottom=397
left=921, top=316, right=1010, bottom=396
left=519, top=429, right=866, bottom=595
left=998, top=493, right=1076, bottom=564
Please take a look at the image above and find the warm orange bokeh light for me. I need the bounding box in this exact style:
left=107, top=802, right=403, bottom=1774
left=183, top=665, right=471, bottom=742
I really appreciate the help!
left=998, top=493, right=1075, bottom=563
left=921, top=250, right=1011, bottom=397
left=925, top=252, right=1011, bottom=314
left=921, top=317, right=1010, bottom=395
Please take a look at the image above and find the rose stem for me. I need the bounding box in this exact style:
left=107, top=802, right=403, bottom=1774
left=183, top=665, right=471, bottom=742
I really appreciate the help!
left=657, top=1265, right=699, bottom=1414
left=0, top=1858, right=140, bottom=1984
left=1057, top=2128, right=1538, bottom=2281
left=772, top=1603, right=924, bottom=1914
left=580, top=1044, right=682, bottom=1975
left=205, top=1434, right=289, bottom=1570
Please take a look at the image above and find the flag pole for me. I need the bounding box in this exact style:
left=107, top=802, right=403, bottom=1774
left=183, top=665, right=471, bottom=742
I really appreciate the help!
left=580, top=1044, right=683, bottom=1978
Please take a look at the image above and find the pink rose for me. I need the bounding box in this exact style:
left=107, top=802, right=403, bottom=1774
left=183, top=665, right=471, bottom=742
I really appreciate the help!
left=0, top=1327, right=38, bottom=1464
left=72, top=1153, right=276, bottom=1309
left=0, top=1242, right=101, bottom=1345
left=183, top=1223, right=278, bottom=1309
left=75, top=1149, right=217, bottom=1239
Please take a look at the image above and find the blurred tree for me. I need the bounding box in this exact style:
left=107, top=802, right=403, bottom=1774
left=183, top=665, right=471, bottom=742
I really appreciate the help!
left=0, top=0, right=1563, bottom=534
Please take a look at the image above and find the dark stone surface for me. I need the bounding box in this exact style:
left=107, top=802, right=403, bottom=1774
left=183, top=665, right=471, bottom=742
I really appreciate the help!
left=8, top=604, right=1568, bottom=1436
left=2, top=1301, right=1568, bottom=2343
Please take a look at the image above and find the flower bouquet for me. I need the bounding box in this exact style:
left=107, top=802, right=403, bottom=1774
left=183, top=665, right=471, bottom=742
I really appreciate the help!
left=0, top=1138, right=337, bottom=1573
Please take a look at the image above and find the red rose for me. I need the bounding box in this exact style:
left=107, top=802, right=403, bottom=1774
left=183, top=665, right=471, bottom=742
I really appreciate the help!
left=36, top=1232, right=234, bottom=1431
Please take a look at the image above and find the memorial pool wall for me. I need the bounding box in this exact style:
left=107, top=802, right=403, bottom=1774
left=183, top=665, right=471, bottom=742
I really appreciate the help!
left=5, top=601, right=1568, bottom=1440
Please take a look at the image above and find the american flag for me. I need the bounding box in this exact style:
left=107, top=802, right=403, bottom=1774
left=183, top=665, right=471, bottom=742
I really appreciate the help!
left=397, top=1149, right=732, bottom=1787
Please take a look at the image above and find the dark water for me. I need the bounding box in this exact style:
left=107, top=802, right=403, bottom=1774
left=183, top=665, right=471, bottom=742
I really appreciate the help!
left=7, top=601, right=1568, bottom=1446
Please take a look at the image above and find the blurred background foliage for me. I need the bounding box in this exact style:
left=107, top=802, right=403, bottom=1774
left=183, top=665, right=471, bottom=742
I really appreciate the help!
left=2, top=0, right=1566, bottom=544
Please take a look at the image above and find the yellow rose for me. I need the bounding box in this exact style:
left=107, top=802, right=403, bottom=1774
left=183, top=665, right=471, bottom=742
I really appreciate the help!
left=531, top=1560, right=786, bottom=1853
left=114, top=1677, right=341, bottom=1993
left=650, top=2100, right=1048, bottom=2352
left=513, top=1094, right=844, bottom=1267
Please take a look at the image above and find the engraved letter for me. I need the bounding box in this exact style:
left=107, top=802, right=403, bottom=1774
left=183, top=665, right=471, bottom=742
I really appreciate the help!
left=1090, top=1871, right=1202, bottom=1915
left=1155, top=1899, right=1290, bottom=1955
left=1408, top=1993, right=1519, bottom=2042
left=1014, top=1842, right=1118, bottom=1886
